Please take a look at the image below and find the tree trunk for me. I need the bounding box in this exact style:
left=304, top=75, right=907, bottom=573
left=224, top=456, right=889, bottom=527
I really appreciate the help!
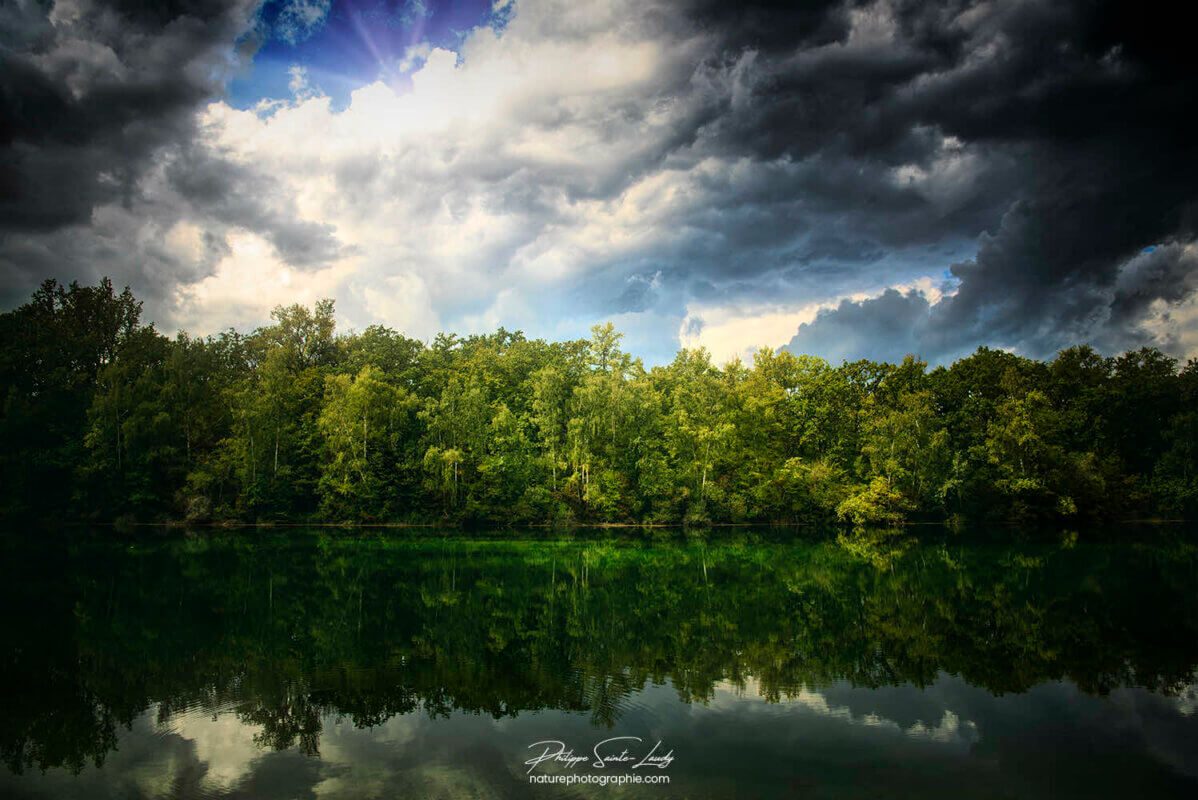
left=115, top=400, right=121, bottom=473
left=701, top=440, right=711, bottom=499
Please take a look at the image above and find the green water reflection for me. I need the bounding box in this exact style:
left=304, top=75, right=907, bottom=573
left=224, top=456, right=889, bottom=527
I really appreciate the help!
left=2, top=528, right=1197, bottom=798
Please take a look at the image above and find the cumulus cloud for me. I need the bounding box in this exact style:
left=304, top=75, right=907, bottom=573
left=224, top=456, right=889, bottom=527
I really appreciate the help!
left=786, top=288, right=933, bottom=365
left=785, top=243, right=1198, bottom=364
left=1, top=0, right=1196, bottom=364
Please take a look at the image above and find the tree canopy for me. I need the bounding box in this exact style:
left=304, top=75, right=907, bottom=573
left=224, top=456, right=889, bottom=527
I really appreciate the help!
left=2, top=280, right=1196, bottom=524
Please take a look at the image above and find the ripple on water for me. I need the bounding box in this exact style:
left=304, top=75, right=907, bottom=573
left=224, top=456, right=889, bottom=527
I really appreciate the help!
left=151, top=698, right=269, bottom=798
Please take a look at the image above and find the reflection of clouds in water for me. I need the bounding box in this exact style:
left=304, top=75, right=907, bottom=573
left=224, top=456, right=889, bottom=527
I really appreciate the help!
left=711, top=677, right=981, bottom=751
left=7, top=676, right=1198, bottom=798
left=311, top=713, right=421, bottom=799
left=160, top=704, right=265, bottom=790
left=126, top=703, right=511, bottom=799
left=1106, top=681, right=1198, bottom=780
left=125, top=713, right=193, bottom=799
left=904, top=710, right=978, bottom=745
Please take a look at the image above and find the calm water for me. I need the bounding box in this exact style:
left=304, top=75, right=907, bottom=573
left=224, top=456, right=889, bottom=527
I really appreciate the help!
left=2, top=527, right=1198, bottom=798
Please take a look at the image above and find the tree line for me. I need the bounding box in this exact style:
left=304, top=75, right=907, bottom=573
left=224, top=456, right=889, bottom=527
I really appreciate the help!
left=1, top=278, right=1196, bottom=525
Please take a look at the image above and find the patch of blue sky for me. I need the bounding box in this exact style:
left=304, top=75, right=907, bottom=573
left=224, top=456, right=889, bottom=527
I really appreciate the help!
left=227, top=0, right=501, bottom=111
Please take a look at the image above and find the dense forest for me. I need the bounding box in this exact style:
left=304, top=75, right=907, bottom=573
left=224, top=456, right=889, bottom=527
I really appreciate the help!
left=1, top=278, right=1196, bottom=525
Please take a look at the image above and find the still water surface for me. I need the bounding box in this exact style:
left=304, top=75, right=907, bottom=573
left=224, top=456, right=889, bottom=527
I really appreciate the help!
left=2, top=527, right=1197, bottom=798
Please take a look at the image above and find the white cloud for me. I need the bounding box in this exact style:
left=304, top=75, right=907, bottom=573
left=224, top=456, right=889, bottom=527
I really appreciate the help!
left=361, top=272, right=442, bottom=340
left=680, top=275, right=953, bottom=365
left=1136, top=292, right=1198, bottom=361
left=680, top=302, right=826, bottom=364
left=174, top=230, right=353, bottom=334
left=154, top=0, right=734, bottom=349
left=287, top=64, right=312, bottom=97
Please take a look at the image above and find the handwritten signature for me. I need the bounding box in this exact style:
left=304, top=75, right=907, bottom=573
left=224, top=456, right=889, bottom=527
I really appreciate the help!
left=524, top=737, right=675, bottom=774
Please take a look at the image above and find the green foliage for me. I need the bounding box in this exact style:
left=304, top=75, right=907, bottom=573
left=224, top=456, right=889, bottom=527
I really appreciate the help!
left=0, top=279, right=143, bottom=517
left=837, top=476, right=912, bottom=526
left=318, top=367, right=419, bottom=519
left=2, top=279, right=1196, bottom=523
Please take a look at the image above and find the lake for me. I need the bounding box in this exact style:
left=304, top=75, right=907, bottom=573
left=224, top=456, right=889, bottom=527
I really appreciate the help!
left=2, top=527, right=1197, bottom=798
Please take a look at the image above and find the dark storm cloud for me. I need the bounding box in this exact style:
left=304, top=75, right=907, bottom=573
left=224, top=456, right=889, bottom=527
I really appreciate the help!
left=1, top=0, right=1195, bottom=359
left=1109, top=245, right=1198, bottom=331
left=787, top=287, right=932, bottom=364
left=0, top=0, right=345, bottom=307
left=591, top=0, right=1198, bottom=360
left=758, top=0, right=1198, bottom=362
left=683, top=0, right=855, bottom=53
left=567, top=0, right=1032, bottom=317
left=1, top=0, right=255, bottom=230
left=165, top=143, right=344, bottom=267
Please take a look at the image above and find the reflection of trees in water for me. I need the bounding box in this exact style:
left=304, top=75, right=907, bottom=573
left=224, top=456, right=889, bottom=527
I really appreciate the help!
left=2, top=529, right=1197, bottom=774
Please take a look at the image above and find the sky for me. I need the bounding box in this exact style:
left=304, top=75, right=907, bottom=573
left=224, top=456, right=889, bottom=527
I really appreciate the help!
left=2, top=0, right=1196, bottom=366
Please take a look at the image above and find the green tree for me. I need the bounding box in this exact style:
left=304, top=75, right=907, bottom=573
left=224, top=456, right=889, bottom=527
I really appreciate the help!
left=318, top=366, right=419, bottom=519
left=0, top=279, right=142, bottom=517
